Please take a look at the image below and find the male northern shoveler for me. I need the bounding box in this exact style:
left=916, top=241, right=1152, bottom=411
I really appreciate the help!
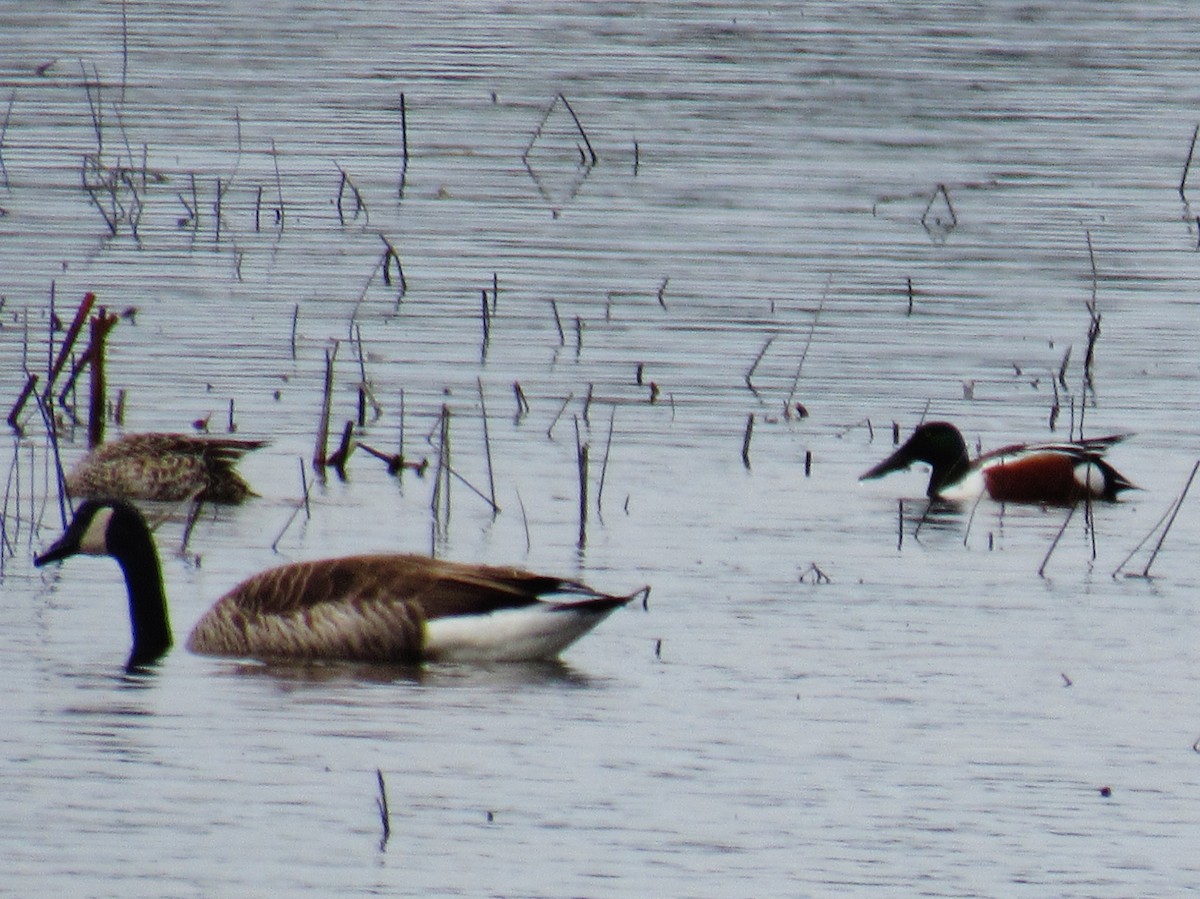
left=65, top=433, right=266, bottom=504
left=34, top=499, right=647, bottom=671
left=859, top=421, right=1136, bottom=505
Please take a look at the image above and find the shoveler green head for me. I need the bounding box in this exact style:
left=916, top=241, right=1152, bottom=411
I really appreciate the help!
left=861, top=421, right=1136, bottom=505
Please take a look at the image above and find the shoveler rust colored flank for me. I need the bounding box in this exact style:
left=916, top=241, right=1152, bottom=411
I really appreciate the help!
left=65, top=433, right=267, bottom=504
left=859, top=421, right=1136, bottom=505
left=34, top=499, right=647, bottom=672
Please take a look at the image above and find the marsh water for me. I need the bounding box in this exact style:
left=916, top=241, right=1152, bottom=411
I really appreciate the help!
left=3, top=2, right=1200, bottom=896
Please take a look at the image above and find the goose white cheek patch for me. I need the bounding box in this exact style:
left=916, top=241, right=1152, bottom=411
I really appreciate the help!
left=79, top=507, right=115, bottom=555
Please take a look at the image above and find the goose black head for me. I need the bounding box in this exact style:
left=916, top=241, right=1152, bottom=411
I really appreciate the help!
left=34, top=499, right=139, bottom=566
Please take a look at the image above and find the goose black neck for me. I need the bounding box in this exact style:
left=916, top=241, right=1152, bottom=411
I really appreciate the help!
left=107, top=505, right=174, bottom=669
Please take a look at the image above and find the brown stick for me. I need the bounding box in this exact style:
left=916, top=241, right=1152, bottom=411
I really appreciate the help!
left=86, top=309, right=119, bottom=449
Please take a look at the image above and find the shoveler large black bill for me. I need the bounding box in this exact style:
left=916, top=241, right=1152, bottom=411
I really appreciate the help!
left=859, top=448, right=913, bottom=481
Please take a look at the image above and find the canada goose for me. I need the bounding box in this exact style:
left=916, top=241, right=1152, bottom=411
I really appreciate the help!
left=34, top=499, right=646, bottom=671
left=65, top=433, right=266, bottom=504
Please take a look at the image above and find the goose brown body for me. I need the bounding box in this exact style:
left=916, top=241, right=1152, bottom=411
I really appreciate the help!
left=66, top=434, right=266, bottom=504
left=35, top=500, right=641, bottom=670
left=187, top=554, right=622, bottom=662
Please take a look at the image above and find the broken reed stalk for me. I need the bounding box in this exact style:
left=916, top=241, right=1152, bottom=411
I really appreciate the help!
left=1181, top=123, right=1199, bottom=201
left=512, top=381, right=530, bottom=421
left=269, top=138, right=285, bottom=229
left=745, top=335, right=775, bottom=397
left=430, top=404, right=451, bottom=528
left=785, top=284, right=827, bottom=418
left=0, top=90, right=14, bottom=189
left=479, top=289, right=491, bottom=361
left=334, top=162, right=368, bottom=226
left=1037, top=503, right=1076, bottom=578
left=44, top=291, right=96, bottom=401
left=313, top=345, right=336, bottom=470
left=326, top=420, right=355, bottom=478
left=546, top=392, right=574, bottom=440
left=575, top=416, right=588, bottom=550
left=397, top=93, right=408, bottom=200
left=376, top=769, right=391, bottom=851
left=9, top=290, right=94, bottom=431
left=1113, top=458, right=1199, bottom=579
left=477, top=378, right=498, bottom=516
left=741, top=413, right=754, bottom=469
left=269, top=458, right=312, bottom=552
left=596, top=405, right=616, bottom=518
left=656, top=276, right=668, bottom=309
left=379, top=234, right=407, bottom=301
left=549, top=300, right=565, bottom=345
left=86, top=309, right=119, bottom=449
left=556, top=94, right=597, bottom=165
left=290, top=304, right=299, bottom=359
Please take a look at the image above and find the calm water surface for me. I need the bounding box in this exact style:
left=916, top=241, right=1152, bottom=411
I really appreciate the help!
left=3, top=2, right=1200, bottom=896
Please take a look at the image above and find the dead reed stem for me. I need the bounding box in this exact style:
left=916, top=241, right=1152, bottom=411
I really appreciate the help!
left=1037, top=504, right=1076, bottom=578
left=479, top=289, right=491, bottom=361
left=513, top=382, right=530, bottom=421
left=596, top=405, right=616, bottom=519
left=1112, top=458, right=1199, bottom=579
left=44, top=292, right=96, bottom=401
left=549, top=300, right=564, bottom=345
left=785, top=284, right=826, bottom=418
left=741, top=413, right=754, bottom=468
left=431, top=405, right=451, bottom=530
left=334, top=162, right=368, bottom=226
left=379, top=234, right=407, bottom=302
left=575, top=416, right=588, bottom=550
left=327, top=420, right=355, bottom=478
left=269, top=458, right=312, bottom=552
left=547, top=393, right=574, bottom=440
left=1181, top=123, right=1198, bottom=201
left=313, top=345, right=336, bottom=470
left=269, top=138, right=285, bottom=229
left=397, top=93, right=408, bottom=200
left=86, top=309, right=119, bottom=449
left=745, top=335, right=775, bottom=397
left=0, top=90, right=14, bottom=190
left=376, top=769, right=391, bottom=851
left=477, top=378, right=498, bottom=515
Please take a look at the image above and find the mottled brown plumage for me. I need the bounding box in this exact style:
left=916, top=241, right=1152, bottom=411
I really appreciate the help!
left=65, top=433, right=266, bottom=504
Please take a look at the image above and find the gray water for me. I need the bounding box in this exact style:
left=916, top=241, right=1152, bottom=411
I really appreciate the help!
left=3, top=2, right=1200, bottom=896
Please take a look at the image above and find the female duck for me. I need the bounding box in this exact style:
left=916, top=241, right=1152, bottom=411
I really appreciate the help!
left=35, top=499, right=645, bottom=671
left=860, top=421, right=1135, bottom=505
left=65, top=433, right=266, bottom=504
